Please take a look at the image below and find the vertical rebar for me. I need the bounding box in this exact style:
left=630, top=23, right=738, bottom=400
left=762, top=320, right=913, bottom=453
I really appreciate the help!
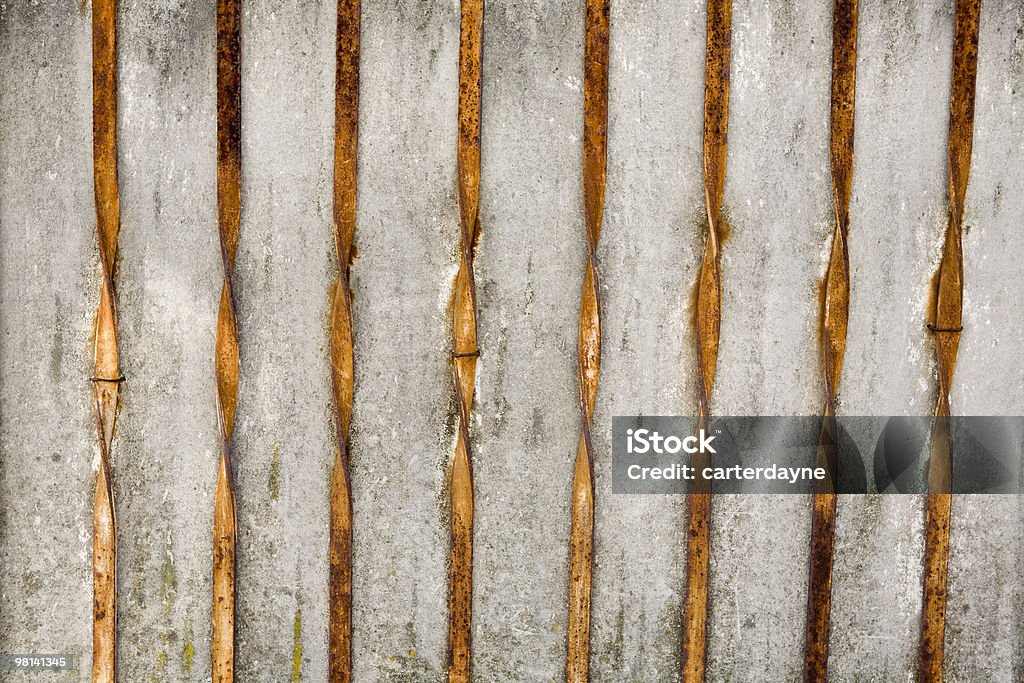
left=920, top=2, right=980, bottom=680
left=91, top=1, right=121, bottom=680
left=212, top=0, right=241, bottom=680
left=329, top=1, right=360, bottom=681
left=682, top=2, right=731, bottom=680
left=803, top=2, right=857, bottom=680
left=565, top=2, right=609, bottom=681
left=448, top=1, right=484, bottom=681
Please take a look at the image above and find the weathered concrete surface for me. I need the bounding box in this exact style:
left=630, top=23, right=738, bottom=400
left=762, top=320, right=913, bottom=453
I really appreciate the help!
left=0, top=3, right=96, bottom=682
left=1, top=1, right=1022, bottom=682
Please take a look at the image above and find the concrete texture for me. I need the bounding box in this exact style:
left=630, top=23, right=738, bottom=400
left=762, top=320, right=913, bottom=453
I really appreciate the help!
left=0, top=0, right=1022, bottom=681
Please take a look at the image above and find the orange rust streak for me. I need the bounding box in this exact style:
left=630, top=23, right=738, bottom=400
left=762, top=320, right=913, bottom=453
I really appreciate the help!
left=682, top=488, right=711, bottom=683
left=581, top=0, right=609, bottom=247
left=803, top=2, right=857, bottom=680
left=328, top=272, right=355, bottom=683
left=566, top=434, right=594, bottom=683
left=683, top=2, right=731, bottom=680
left=329, top=2, right=360, bottom=680
left=91, top=0, right=120, bottom=680
left=448, top=424, right=474, bottom=683
left=920, top=492, right=953, bottom=682
left=919, top=2, right=979, bottom=680
left=92, top=455, right=116, bottom=683
left=212, top=454, right=236, bottom=683
left=803, top=490, right=837, bottom=681
left=212, top=0, right=241, bottom=680
left=447, top=2, right=483, bottom=681
left=566, top=2, right=608, bottom=681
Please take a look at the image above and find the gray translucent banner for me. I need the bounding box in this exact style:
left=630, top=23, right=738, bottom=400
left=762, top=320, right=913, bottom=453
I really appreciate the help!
left=0, top=654, right=77, bottom=671
left=611, top=416, right=1024, bottom=494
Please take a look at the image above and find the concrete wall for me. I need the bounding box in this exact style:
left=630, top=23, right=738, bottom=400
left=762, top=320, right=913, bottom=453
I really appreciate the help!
left=1, top=0, right=1021, bottom=681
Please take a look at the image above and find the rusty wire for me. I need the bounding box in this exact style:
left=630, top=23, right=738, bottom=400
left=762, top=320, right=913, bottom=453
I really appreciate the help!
left=328, top=1, right=360, bottom=681
left=565, top=2, right=609, bottom=681
left=802, top=1, right=857, bottom=680
left=682, top=1, right=732, bottom=680
left=212, top=0, right=241, bottom=679
left=919, top=1, right=981, bottom=680
left=447, top=1, right=484, bottom=681
left=90, top=1, right=120, bottom=680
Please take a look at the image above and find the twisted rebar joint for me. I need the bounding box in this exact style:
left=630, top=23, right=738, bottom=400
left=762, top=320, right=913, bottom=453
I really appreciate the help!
left=565, top=3, right=609, bottom=682
left=91, top=1, right=120, bottom=681
left=682, top=2, right=731, bottom=681
left=803, top=2, right=857, bottom=681
left=328, top=1, right=360, bottom=681
left=212, top=0, right=241, bottom=680
left=447, top=2, right=483, bottom=681
left=919, top=2, right=980, bottom=681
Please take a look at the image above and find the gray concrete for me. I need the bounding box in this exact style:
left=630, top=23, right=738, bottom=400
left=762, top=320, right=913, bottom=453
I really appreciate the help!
left=1, top=0, right=1022, bottom=681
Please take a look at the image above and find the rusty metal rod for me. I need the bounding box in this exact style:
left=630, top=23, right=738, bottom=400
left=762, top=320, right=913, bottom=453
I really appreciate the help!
left=328, top=0, right=360, bottom=680
left=212, top=0, right=241, bottom=679
left=803, top=1, right=857, bottom=680
left=447, top=1, right=484, bottom=680
left=91, top=0, right=121, bottom=680
left=682, top=1, right=732, bottom=680
left=564, top=2, right=609, bottom=681
left=920, top=2, right=980, bottom=680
